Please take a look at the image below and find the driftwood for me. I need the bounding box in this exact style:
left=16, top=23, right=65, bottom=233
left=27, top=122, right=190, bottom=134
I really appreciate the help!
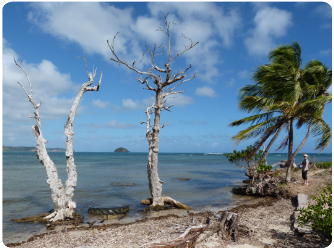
left=11, top=211, right=53, bottom=223
left=141, top=196, right=192, bottom=210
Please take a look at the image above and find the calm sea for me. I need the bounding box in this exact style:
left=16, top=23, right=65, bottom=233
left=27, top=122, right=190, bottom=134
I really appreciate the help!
left=2, top=152, right=331, bottom=244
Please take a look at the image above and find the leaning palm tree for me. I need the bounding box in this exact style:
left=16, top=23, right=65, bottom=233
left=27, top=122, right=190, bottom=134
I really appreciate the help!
left=229, top=41, right=331, bottom=182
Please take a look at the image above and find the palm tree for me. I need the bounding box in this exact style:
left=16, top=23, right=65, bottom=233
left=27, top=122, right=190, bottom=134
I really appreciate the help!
left=229, top=42, right=331, bottom=182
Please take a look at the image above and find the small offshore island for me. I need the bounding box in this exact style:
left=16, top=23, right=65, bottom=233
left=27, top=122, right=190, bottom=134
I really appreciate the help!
left=114, top=147, right=130, bottom=153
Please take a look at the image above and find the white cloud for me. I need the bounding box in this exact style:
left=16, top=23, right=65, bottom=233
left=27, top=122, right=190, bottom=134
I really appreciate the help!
left=296, top=0, right=313, bottom=7
left=27, top=2, right=241, bottom=82
left=3, top=40, right=81, bottom=125
left=195, top=86, right=217, bottom=97
left=0, top=34, right=92, bottom=145
left=91, top=99, right=110, bottom=109
left=142, top=94, right=195, bottom=107
left=211, top=142, right=219, bottom=148
left=319, top=49, right=332, bottom=57
left=245, top=6, right=292, bottom=56
left=122, top=98, right=142, bottom=110
left=165, top=94, right=195, bottom=107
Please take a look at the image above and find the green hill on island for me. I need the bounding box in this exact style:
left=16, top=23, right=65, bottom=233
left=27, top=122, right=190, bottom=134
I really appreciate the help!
left=3, top=146, right=69, bottom=152
left=114, top=147, right=130, bottom=153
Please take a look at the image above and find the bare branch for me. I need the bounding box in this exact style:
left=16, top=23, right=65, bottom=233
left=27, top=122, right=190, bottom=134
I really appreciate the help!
left=170, top=34, right=199, bottom=62
left=14, top=58, right=33, bottom=97
left=77, top=49, right=90, bottom=78
left=107, top=38, right=158, bottom=79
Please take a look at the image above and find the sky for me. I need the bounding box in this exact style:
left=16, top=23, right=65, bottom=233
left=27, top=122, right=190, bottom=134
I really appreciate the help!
left=2, top=1, right=332, bottom=153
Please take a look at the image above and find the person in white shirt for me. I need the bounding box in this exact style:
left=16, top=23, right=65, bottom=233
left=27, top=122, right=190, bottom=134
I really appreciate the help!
left=300, top=154, right=309, bottom=186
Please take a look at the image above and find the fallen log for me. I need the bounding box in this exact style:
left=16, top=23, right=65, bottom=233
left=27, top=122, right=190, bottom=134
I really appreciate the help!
left=141, top=196, right=192, bottom=210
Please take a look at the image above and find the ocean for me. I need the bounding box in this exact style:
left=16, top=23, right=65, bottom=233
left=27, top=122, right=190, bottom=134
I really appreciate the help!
left=2, top=151, right=331, bottom=244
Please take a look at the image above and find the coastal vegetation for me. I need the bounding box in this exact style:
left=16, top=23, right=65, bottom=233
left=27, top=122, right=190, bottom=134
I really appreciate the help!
left=224, top=145, right=264, bottom=168
left=298, top=184, right=332, bottom=235
left=229, top=41, right=332, bottom=183
left=14, top=53, right=102, bottom=222
left=108, top=14, right=198, bottom=207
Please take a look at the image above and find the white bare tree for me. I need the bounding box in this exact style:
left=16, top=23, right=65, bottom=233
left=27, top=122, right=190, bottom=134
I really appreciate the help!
left=14, top=53, right=102, bottom=221
left=108, top=15, right=198, bottom=206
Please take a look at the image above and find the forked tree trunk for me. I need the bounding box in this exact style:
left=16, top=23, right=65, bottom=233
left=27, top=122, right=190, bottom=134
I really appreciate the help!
left=15, top=57, right=102, bottom=221
left=285, top=119, right=294, bottom=182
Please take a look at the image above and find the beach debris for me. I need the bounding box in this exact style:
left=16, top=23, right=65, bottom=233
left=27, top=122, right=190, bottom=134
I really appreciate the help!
left=141, top=196, right=192, bottom=210
left=150, top=219, right=208, bottom=247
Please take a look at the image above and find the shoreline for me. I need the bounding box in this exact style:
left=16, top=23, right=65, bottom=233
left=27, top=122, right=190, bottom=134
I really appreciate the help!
left=6, top=196, right=277, bottom=248
left=5, top=165, right=332, bottom=248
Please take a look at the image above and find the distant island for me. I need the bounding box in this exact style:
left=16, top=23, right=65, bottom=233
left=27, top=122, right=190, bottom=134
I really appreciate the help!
left=3, top=146, right=69, bottom=152
left=114, top=147, right=130, bottom=153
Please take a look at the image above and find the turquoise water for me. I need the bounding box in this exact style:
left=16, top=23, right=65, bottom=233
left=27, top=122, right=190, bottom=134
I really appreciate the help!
left=2, top=152, right=331, bottom=244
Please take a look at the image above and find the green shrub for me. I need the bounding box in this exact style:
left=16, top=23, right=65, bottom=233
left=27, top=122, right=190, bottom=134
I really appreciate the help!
left=224, top=145, right=265, bottom=168
left=316, top=161, right=332, bottom=169
left=257, top=164, right=272, bottom=172
left=273, top=170, right=281, bottom=177
left=298, top=185, right=332, bottom=235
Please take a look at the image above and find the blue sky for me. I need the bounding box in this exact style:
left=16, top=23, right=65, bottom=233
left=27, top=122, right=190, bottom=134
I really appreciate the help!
left=2, top=2, right=332, bottom=153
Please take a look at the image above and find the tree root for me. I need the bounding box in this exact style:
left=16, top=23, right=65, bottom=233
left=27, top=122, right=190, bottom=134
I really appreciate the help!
left=141, top=195, right=192, bottom=210
left=11, top=211, right=53, bottom=223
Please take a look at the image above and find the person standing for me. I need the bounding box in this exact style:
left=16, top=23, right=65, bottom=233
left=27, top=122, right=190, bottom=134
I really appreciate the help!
left=300, top=154, right=309, bottom=186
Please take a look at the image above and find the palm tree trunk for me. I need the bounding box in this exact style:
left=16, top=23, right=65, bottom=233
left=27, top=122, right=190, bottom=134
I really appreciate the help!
left=291, top=122, right=313, bottom=159
left=262, top=125, right=284, bottom=165
left=285, top=119, right=294, bottom=183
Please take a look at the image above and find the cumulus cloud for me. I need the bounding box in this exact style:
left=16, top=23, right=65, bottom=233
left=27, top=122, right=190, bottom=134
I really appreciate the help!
left=122, top=98, right=142, bottom=110
left=195, top=86, right=217, bottom=97
left=0, top=34, right=87, bottom=143
left=91, top=99, right=110, bottom=109
left=27, top=2, right=241, bottom=82
left=211, top=142, right=219, bottom=148
left=245, top=6, right=292, bottom=56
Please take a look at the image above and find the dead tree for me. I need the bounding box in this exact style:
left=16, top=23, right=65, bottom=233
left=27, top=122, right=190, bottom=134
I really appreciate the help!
left=14, top=54, right=102, bottom=222
left=108, top=15, right=198, bottom=206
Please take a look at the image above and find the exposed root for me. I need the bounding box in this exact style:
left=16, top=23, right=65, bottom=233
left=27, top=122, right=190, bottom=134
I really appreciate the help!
left=141, top=195, right=192, bottom=210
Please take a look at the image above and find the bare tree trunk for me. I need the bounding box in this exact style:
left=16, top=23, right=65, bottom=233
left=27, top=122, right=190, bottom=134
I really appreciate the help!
left=15, top=55, right=102, bottom=221
left=110, top=14, right=198, bottom=208
left=291, top=122, right=313, bottom=159
left=141, top=96, right=164, bottom=206
left=262, top=125, right=283, bottom=165
left=285, top=119, right=294, bottom=183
